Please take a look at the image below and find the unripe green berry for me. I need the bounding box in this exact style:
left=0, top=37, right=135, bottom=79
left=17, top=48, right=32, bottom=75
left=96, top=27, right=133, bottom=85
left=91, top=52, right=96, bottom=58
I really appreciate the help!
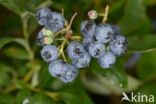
left=88, top=10, right=98, bottom=20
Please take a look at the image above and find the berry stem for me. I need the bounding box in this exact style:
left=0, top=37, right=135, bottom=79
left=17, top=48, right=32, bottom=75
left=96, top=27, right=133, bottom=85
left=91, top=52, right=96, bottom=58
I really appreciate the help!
left=129, top=48, right=156, bottom=53
left=99, top=5, right=109, bottom=23
left=65, top=12, right=77, bottom=40
left=102, top=5, right=109, bottom=23
left=59, top=40, right=67, bottom=62
left=61, top=8, right=64, bottom=16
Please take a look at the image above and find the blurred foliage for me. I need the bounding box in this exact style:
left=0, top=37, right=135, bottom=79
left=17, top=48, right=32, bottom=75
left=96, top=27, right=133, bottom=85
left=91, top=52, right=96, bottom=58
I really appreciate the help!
left=0, top=0, right=156, bottom=104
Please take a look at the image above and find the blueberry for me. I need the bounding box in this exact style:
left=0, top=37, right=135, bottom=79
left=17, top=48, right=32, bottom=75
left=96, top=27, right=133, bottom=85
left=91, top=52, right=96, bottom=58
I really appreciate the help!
left=80, top=21, right=96, bottom=38
left=109, top=35, right=128, bottom=56
left=60, top=64, right=78, bottom=83
left=98, top=51, right=116, bottom=68
left=45, top=12, right=65, bottom=32
left=88, top=42, right=105, bottom=58
left=48, top=60, right=78, bottom=83
left=67, top=41, right=86, bottom=60
left=41, top=45, right=59, bottom=62
left=48, top=59, right=68, bottom=78
left=82, top=36, right=94, bottom=51
left=111, top=25, right=121, bottom=35
left=36, top=8, right=51, bottom=26
left=95, top=24, right=114, bottom=43
left=36, top=30, right=45, bottom=46
left=72, top=52, right=91, bottom=68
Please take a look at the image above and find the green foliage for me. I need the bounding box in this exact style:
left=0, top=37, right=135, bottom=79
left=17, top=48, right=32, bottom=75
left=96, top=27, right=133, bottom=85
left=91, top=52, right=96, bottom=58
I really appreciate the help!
left=119, top=0, right=151, bottom=36
left=0, top=0, right=156, bottom=103
left=0, top=0, right=51, bottom=15
left=137, top=52, right=156, bottom=81
left=59, top=89, right=93, bottom=104
left=128, top=35, right=156, bottom=51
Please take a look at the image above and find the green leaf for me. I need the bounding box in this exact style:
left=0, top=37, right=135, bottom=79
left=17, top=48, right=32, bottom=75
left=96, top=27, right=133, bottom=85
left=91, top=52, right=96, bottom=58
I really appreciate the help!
left=89, top=59, right=127, bottom=88
left=0, top=0, right=22, bottom=15
left=128, top=35, right=156, bottom=52
left=89, top=59, right=107, bottom=75
left=39, top=63, right=53, bottom=88
left=137, top=52, right=156, bottom=81
left=0, top=0, right=52, bottom=15
left=0, top=37, right=29, bottom=51
left=119, top=0, right=151, bottom=36
left=16, top=89, right=31, bottom=104
left=110, top=62, right=128, bottom=88
left=3, top=47, right=29, bottom=60
left=0, top=93, right=15, bottom=104
left=144, top=0, right=156, bottom=6
left=60, top=89, right=93, bottom=104
left=109, top=0, right=125, bottom=22
left=0, top=63, right=14, bottom=86
left=29, top=93, right=55, bottom=104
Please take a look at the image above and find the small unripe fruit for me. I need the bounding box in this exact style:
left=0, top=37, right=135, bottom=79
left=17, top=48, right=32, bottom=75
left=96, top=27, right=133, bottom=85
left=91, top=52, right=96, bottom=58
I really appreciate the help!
left=88, top=10, right=98, bottom=20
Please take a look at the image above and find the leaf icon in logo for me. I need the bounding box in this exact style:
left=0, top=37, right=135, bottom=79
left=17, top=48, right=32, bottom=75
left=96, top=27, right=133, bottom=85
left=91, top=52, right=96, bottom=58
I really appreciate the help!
left=121, top=92, right=131, bottom=102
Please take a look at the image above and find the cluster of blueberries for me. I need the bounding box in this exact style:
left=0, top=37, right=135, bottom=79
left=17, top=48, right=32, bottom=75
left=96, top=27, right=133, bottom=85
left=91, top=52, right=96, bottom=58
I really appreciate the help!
left=36, top=8, right=128, bottom=83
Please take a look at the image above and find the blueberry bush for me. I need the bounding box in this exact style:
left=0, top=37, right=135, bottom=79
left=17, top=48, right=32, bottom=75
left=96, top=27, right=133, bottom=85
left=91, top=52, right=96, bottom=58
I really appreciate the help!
left=0, top=0, right=156, bottom=104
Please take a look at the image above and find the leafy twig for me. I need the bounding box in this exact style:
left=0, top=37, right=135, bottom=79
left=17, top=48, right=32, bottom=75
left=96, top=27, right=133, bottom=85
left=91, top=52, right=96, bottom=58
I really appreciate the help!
left=128, top=48, right=156, bottom=53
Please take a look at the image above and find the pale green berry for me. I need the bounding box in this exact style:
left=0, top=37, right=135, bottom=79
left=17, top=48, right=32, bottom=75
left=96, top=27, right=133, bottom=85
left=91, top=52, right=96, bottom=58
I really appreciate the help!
left=88, top=10, right=98, bottom=20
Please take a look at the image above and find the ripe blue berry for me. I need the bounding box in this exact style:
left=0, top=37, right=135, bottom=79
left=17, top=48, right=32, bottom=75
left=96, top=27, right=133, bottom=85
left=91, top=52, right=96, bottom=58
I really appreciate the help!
left=80, top=21, right=96, bottom=38
left=72, top=52, right=91, bottom=68
left=82, top=36, right=94, bottom=51
left=67, top=41, right=86, bottom=60
left=98, top=51, right=116, bottom=68
left=60, top=64, right=78, bottom=83
left=95, top=24, right=114, bottom=43
left=111, top=25, right=121, bottom=35
left=48, top=60, right=78, bottom=83
left=36, top=30, right=45, bottom=46
left=45, top=12, right=65, bottom=32
left=88, top=42, right=105, bottom=58
left=109, top=35, right=128, bottom=56
left=48, top=59, right=67, bottom=78
left=41, top=45, right=59, bottom=62
left=36, top=8, right=51, bottom=26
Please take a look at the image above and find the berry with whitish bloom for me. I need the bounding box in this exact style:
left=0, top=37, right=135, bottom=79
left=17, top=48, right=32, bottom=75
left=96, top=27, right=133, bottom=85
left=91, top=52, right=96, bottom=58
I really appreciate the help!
left=36, top=31, right=45, bottom=46
left=80, top=21, right=96, bottom=37
left=67, top=41, right=86, bottom=59
left=72, top=52, right=91, bottom=68
left=36, top=8, right=51, bottom=26
left=98, top=51, right=116, bottom=68
left=48, top=59, right=67, bottom=78
left=95, top=24, right=114, bottom=43
left=45, top=12, right=65, bottom=32
left=82, top=36, right=94, bottom=51
left=41, top=45, right=59, bottom=62
left=109, top=35, right=128, bottom=56
left=88, top=42, right=105, bottom=58
left=60, top=64, right=78, bottom=83
left=48, top=60, right=78, bottom=83
left=88, top=10, right=98, bottom=20
left=111, top=25, right=121, bottom=35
